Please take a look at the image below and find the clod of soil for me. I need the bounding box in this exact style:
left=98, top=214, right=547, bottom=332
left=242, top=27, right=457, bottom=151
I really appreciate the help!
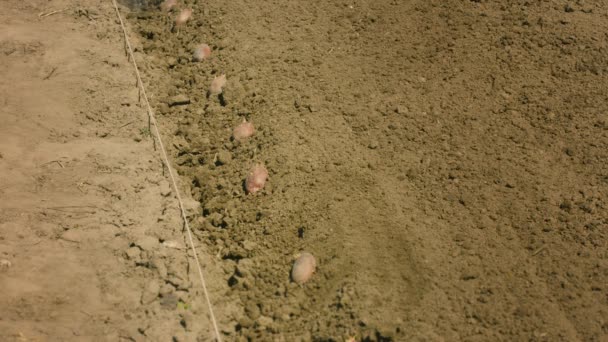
left=160, top=0, right=177, bottom=12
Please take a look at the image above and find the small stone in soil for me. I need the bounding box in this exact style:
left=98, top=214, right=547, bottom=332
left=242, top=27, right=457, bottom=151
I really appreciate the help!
left=216, top=150, right=232, bottom=165
left=0, top=259, right=11, bottom=271
left=168, top=94, right=190, bottom=107
left=159, top=180, right=172, bottom=197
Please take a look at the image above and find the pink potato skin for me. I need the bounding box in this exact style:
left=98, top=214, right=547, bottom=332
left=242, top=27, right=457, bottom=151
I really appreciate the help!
left=233, top=121, right=255, bottom=140
left=291, top=252, right=316, bottom=284
left=245, top=164, right=268, bottom=194
left=193, top=44, right=211, bottom=61
left=175, top=8, right=192, bottom=26
left=209, top=74, right=227, bottom=95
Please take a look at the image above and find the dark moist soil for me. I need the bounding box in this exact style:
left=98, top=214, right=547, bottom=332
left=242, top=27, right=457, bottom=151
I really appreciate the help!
left=125, top=0, right=608, bottom=341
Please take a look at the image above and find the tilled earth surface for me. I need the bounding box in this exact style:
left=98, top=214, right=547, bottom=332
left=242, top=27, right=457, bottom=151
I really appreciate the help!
left=124, top=0, right=608, bottom=340
left=2, top=0, right=606, bottom=341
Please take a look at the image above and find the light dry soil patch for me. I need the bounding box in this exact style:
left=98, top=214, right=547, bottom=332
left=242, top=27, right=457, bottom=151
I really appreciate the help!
left=0, top=1, right=231, bottom=341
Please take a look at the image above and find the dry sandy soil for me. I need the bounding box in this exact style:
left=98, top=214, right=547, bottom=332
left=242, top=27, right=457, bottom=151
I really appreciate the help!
left=2, top=0, right=608, bottom=341
left=0, top=0, right=231, bottom=341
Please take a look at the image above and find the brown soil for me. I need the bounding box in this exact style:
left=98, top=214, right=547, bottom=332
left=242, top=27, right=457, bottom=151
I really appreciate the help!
left=2, top=0, right=608, bottom=341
